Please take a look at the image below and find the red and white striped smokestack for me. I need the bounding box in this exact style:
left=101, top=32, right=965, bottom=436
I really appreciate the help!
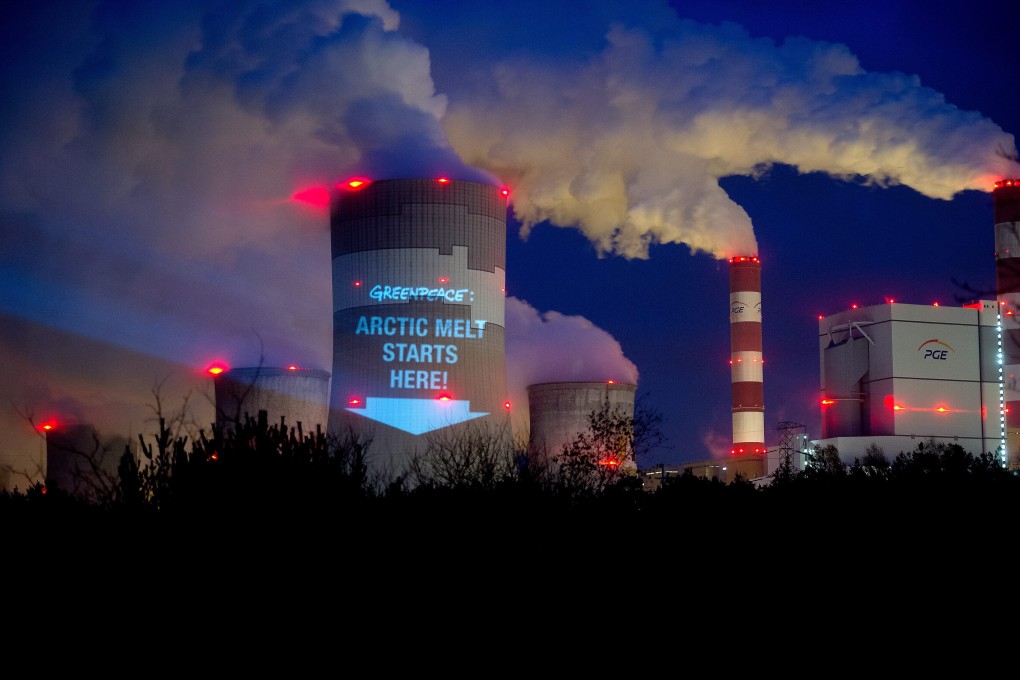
left=729, top=255, right=765, bottom=456
left=993, top=178, right=1020, bottom=467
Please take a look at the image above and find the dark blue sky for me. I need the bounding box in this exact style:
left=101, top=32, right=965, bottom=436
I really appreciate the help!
left=1, top=0, right=1017, bottom=476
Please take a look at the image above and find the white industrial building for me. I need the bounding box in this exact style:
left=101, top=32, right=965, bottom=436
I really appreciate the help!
left=812, top=299, right=1004, bottom=464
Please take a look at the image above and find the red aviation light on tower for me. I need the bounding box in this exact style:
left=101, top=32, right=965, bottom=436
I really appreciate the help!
left=340, top=177, right=371, bottom=191
left=436, top=177, right=450, bottom=185
left=500, top=187, right=510, bottom=198
left=206, top=362, right=228, bottom=376
left=38, top=420, right=57, bottom=432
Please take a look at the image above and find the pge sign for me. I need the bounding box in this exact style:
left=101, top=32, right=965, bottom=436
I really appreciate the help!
left=918, top=339, right=954, bottom=361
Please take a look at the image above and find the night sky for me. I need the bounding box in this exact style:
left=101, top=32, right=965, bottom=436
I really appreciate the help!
left=2, top=0, right=1018, bottom=484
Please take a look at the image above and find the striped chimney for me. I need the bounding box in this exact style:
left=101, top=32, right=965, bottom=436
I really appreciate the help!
left=729, top=255, right=765, bottom=455
left=994, top=179, right=1020, bottom=466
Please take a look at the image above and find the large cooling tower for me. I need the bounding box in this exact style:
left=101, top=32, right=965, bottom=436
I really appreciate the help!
left=527, top=381, right=637, bottom=471
left=729, top=255, right=765, bottom=457
left=328, top=178, right=510, bottom=475
left=993, top=178, right=1020, bottom=467
left=213, top=366, right=330, bottom=436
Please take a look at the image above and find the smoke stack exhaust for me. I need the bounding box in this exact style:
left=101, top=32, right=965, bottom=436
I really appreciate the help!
left=729, top=255, right=765, bottom=456
left=993, top=179, right=1020, bottom=468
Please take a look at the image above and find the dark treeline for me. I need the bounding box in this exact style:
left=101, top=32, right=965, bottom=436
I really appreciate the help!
left=6, top=409, right=1019, bottom=551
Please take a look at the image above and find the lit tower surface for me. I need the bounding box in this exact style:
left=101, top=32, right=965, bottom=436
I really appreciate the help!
left=729, top=255, right=765, bottom=461
left=328, top=178, right=510, bottom=475
left=993, top=178, right=1020, bottom=468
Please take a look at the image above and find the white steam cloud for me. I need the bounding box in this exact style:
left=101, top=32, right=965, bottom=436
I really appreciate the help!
left=443, top=19, right=1017, bottom=259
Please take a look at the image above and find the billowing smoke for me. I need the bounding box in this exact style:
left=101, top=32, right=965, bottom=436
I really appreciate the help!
left=505, top=297, right=639, bottom=414
left=442, top=18, right=1018, bottom=259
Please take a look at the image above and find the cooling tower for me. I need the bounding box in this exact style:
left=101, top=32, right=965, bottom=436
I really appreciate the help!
left=993, top=178, right=1020, bottom=468
left=527, top=381, right=637, bottom=472
left=729, top=255, right=765, bottom=457
left=328, top=178, right=510, bottom=476
left=213, top=366, right=330, bottom=436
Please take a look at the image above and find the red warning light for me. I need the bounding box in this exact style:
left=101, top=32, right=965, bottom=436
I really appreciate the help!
left=207, top=363, right=227, bottom=376
left=348, top=397, right=362, bottom=407
left=439, top=277, right=449, bottom=284
left=597, top=458, right=620, bottom=467
left=436, top=177, right=450, bottom=184
left=821, top=399, right=835, bottom=405
left=437, top=393, right=452, bottom=401
left=39, top=421, right=56, bottom=432
left=504, top=400, right=511, bottom=410
left=933, top=302, right=940, bottom=307
left=287, top=365, right=298, bottom=371
left=500, top=187, right=510, bottom=198
left=851, top=304, right=858, bottom=310
left=353, top=280, right=362, bottom=287
left=935, top=406, right=950, bottom=413
left=994, top=179, right=1020, bottom=189
left=607, top=380, right=616, bottom=384
left=342, top=177, right=371, bottom=190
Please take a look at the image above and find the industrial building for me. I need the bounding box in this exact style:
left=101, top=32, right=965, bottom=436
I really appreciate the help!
left=44, top=423, right=126, bottom=503
left=327, top=178, right=512, bottom=476
left=812, top=299, right=1004, bottom=464
left=527, top=380, right=638, bottom=472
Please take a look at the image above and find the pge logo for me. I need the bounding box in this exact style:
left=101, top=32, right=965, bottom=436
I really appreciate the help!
left=917, top=339, right=955, bottom=360
left=731, top=302, right=746, bottom=314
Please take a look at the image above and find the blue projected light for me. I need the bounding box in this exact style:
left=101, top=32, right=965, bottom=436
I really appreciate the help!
left=347, top=397, right=489, bottom=435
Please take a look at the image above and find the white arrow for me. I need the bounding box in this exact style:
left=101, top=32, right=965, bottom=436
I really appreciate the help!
left=346, top=397, right=489, bottom=435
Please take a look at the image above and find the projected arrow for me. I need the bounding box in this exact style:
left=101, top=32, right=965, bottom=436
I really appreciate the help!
left=347, top=397, right=489, bottom=435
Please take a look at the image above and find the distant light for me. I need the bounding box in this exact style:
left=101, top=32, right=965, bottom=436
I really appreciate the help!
left=504, top=400, right=511, bottom=410
left=436, top=177, right=450, bottom=184
left=994, top=179, right=1019, bottom=189
left=210, top=452, right=219, bottom=461
left=821, top=399, right=835, bottom=405
left=39, top=421, right=56, bottom=432
left=353, top=280, right=362, bottom=287
left=851, top=304, right=858, bottom=310
left=933, top=301, right=940, bottom=307
left=207, top=363, right=227, bottom=376
left=607, top=380, right=616, bottom=384
left=348, top=397, right=362, bottom=407
left=437, top=393, right=452, bottom=401
left=597, top=458, right=620, bottom=467
left=936, top=406, right=949, bottom=413
left=287, top=365, right=298, bottom=371
left=500, top=187, right=510, bottom=198
left=439, top=276, right=449, bottom=284
left=818, top=314, right=824, bottom=320
left=893, top=405, right=904, bottom=411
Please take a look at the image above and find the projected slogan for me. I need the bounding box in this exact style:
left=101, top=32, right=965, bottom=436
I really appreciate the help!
left=354, top=313, right=488, bottom=391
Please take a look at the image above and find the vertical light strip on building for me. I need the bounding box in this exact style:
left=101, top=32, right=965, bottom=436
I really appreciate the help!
left=729, top=255, right=765, bottom=455
left=993, top=178, right=1020, bottom=469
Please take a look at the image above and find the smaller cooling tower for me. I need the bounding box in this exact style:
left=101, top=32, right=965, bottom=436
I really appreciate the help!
left=527, top=381, right=637, bottom=471
left=213, top=366, right=330, bottom=437
left=45, top=423, right=126, bottom=502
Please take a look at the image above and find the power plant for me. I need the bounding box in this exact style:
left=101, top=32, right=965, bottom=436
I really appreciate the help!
left=327, top=178, right=511, bottom=475
left=13, top=175, right=1020, bottom=496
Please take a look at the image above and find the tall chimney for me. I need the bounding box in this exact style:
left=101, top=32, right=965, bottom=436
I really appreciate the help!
left=729, top=255, right=765, bottom=457
left=993, top=179, right=1020, bottom=468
